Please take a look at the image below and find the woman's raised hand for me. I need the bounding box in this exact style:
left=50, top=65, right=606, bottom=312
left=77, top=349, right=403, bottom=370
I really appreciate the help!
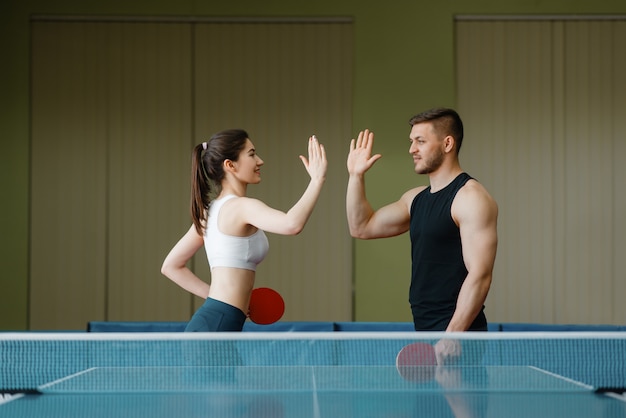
left=299, top=135, right=327, bottom=182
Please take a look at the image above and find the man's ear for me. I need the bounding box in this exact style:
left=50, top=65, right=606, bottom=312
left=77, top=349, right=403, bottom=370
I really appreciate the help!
left=443, top=136, right=455, bottom=153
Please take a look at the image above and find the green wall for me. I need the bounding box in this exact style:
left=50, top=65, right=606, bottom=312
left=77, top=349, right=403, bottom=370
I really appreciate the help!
left=2, top=1, right=625, bottom=329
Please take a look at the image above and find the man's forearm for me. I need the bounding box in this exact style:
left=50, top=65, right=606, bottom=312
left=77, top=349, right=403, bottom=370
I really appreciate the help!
left=446, top=275, right=491, bottom=332
left=346, top=174, right=374, bottom=238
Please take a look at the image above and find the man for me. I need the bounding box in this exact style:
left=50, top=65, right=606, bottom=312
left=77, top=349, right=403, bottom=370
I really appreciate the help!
left=346, top=108, right=498, bottom=361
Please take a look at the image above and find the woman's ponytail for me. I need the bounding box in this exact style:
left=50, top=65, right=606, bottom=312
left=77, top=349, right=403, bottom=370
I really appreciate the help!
left=190, top=143, right=212, bottom=235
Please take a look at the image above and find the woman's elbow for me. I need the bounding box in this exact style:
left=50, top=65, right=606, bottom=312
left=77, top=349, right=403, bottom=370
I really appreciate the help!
left=161, top=260, right=175, bottom=278
left=285, top=224, right=304, bottom=236
left=278, top=217, right=305, bottom=236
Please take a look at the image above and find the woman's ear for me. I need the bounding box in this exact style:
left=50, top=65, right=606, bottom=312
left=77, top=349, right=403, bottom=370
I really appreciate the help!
left=223, top=159, right=236, bottom=173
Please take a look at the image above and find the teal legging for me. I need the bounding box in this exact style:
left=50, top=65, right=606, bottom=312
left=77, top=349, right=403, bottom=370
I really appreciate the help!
left=185, top=297, right=246, bottom=332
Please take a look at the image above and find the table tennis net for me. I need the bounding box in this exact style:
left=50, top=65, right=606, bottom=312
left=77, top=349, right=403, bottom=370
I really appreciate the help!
left=1, top=332, right=625, bottom=394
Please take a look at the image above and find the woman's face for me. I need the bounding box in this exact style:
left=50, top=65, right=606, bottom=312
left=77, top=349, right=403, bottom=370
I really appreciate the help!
left=233, top=139, right=264, bottom=184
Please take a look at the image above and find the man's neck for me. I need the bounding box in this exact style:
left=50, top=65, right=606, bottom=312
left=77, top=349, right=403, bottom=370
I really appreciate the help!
left=428, top=166, right=463, bottom=193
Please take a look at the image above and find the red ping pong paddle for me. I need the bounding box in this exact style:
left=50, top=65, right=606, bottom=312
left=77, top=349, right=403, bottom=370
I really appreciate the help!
left=395, top=342, right=437, bottom=382
left=248, top=287, right=285, bottom=325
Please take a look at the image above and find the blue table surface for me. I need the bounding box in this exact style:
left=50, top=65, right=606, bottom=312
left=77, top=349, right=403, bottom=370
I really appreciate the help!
left=1, top=365, right=625, bottom=418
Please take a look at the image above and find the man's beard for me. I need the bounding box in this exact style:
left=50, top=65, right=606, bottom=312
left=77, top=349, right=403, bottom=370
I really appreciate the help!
left=415, top=149, right=445, bottom=175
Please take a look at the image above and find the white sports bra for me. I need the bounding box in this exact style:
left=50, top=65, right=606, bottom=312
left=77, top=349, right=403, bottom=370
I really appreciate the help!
left=204, top=195, right=269, bottom=271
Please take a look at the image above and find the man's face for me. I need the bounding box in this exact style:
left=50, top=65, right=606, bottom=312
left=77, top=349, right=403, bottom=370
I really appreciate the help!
left=408, top=122, right=445, bottom=175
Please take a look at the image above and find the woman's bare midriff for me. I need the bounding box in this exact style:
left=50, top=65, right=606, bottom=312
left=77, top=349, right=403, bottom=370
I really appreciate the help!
left=207, top=267, right=256, bottom=314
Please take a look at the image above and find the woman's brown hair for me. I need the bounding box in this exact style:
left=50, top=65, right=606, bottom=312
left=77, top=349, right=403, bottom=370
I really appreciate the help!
left=190, top=129, right=249, bottom=234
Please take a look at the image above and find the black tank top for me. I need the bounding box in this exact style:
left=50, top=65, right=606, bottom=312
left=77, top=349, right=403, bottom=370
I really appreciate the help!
left=409, top=172, right=487, bottom=331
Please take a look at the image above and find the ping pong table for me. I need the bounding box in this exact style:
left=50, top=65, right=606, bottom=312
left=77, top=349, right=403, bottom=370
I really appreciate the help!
left=1, top=332, right=625, bottom=417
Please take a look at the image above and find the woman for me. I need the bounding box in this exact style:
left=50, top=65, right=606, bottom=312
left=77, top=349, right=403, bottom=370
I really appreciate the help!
left=161, top=129, right=327, bottom=332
